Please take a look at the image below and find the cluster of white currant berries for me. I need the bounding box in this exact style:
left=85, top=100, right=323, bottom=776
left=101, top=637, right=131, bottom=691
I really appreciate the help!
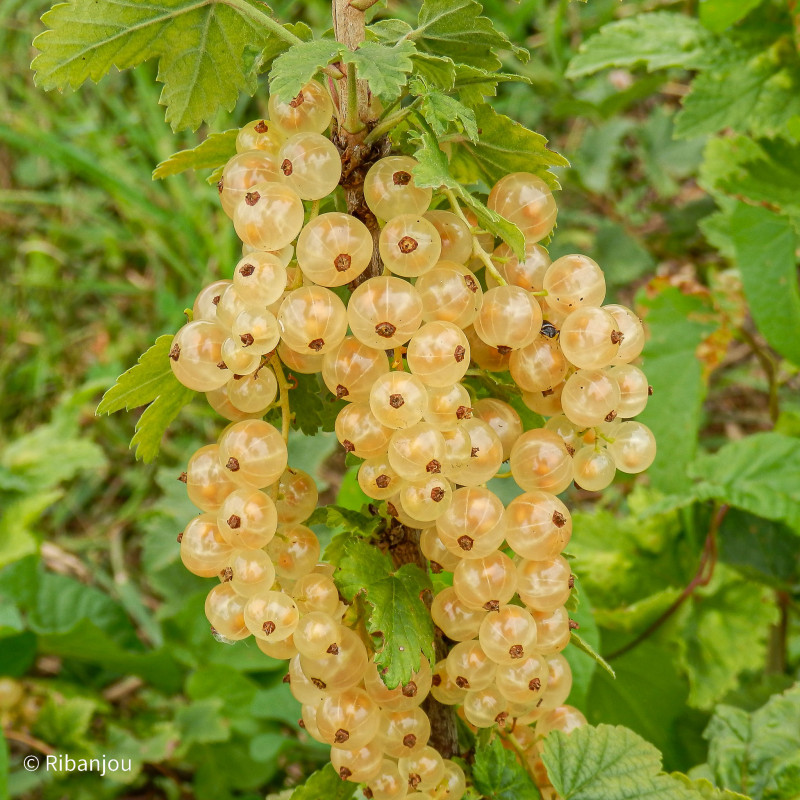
left=168, top=77, right=656, bottom=799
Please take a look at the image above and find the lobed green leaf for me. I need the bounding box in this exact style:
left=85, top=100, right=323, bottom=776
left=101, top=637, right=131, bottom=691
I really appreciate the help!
left=729, top=203, right=800, bottom=366
left=32, top=0, right=297, bottom=131
left=566, top=13, right=715, bottom=78
left=542, top=724, right=700, bottom=799
left=472, top=736, right=541, bottom=800
left=290, top=763, right=357, bottom=800
left=335, top=539, right=434, bottom=689
left=268, top=38, right=341, bottom=102
left=341, top=40, right=416, bottom=103
left=96, top=335, right=194, bottom=462
left=153, top=130, right=238, bottom=180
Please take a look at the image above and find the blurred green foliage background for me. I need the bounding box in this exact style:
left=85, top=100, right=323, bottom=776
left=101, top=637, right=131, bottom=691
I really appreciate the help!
left=1, top=0, right=800, bottom=798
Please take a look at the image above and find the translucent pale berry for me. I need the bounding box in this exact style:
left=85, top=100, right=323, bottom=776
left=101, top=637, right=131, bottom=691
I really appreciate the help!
left=539, top=653, right=573, bottom=710
left=543, top=255, right=606, bottom=316
left=322, top=336, right=389, bottom=402
left=364, top=659, right=432, bottom=712
left=186, top=444, right=238, bottom=511
left=267, top=523, right=321, bottom=579
left=424, top=383, right=473, bottom=431
left=398, top=746, right=446, bottom=792
left=233, top=182, right=304, bottom=251
left=292, top=573, right=340, bottom=617
left=220, top=151, right=283, bottom=218
left=510, top=336, right=568, bottom=393
left=561, top=368, right=621, bottom=428
left=491, top=241, right=551, bottom=292
left=379, top=214, right=442, bottom=278
left=268, top=80, right=333, bottom=135
left=522, top=381, right=566, bottom=418
left=278, top=132, right=341, bottom=200
left=505, top=491, right=572, bottom=561
left=446, top=419, right=504, bottom=487
left=424, top=210, right=473, bottom=264
left=205, top=583, right=249, bottom=640
left=608, top=364, right=649, bottom=418
left=218, top=419, right=288, bottom=489
left=473, top=286, right=542, bottom=352
left=317, top=688, right=380, bottom=751
left=231, top=308, right=281, bottom=356
left=358, top=456, right=402, bottom=500
left=536, top=705, right=587, bottom=738
left=226, top=368, right=278, bottom=413
left=335, top=402, right=392, bottom=458
left=399, top=474, right=453, bottom=522
left=606, top=304, right=645, bottom=364
left=170, top=321, right=231, bottom=392
left=379, top=707, right=431, bottom=757
left=180, top=513, right=232, bottom=577
left=430, top=659, right=467, bottom=706
left=296, top=212, right=373, bottom=286
left=348, top=276, right=424, bottom=349
left=560, top=306, right=621, bottom=370
left=608, top=421, right=656, bottom=473
left=227, top=548, right=276, bottom=597
left=517, top=556, right=572, bottom=611
left=407, top=321, right=470, bottom=387
left=364, top=156, right=432, bottom=220
left=387, top=422, right=447, bottom=481
left=367, top=759, right=409, bottom=800
left=300, top=628, right=369, bottom=693
left=495, top=653, right=549, bottom=704
left=464, top=325, right=512, bottom=372
left=217, top=487, right=278, bottom=548
left=331, top=741, right=384, bottom=783
left=232, top=251, right=288, bottom=306
left=487, top=172, right=557, bottom=243
left=532, top=606, right=571, bottom=654
left=236, top=118, right=286, bottom=154
left=370, top=371, right=430, bottom=430
left=452, top=551, right=517, bottom=611
left=509, top=429, right=574, bottom=494
left=278, top=285, right=348, bottom=355
left=436, top=487, right=506, bottom=560
left=445, top=641, right=497, bottom=692
left=463, top=685, right=510, bottom=728
left=419, top=528, right=461, bottom=572
left=415, top=262, right=483, bottom=328
left=431, top=586, right=486, bottom=641
left=276, top=467, right=318, bottom=524
left=244, top=589, right=299, bottom=641
left=479, top=604, right=538, bottom=665
left=573, top=446, right=616, bottom=491
left=472, top=398, right=523, bottom=461
left=293, top=611, right=342, bottom=658
left=193, top=280, right=232, bottom=323
left=277, top=341, right=324, bottom=374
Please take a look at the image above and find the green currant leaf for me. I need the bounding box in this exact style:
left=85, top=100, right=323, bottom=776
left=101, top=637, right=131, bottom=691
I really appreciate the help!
left=453, top=64, right=533, bottom=107
left=411, top=0, right=528, bottom=71
left=289, top=764, right=357, bottom=800
left=153, top=130, right=238, bottom=180
left=634, top=287, right=718, bottom=494
left=335, top=539, right=434, bottom=689
left=699, top=0, right=766, bottom=33
left=448, top=105, right=567, bottom=190
left=410, top=53, right=457, bottom=90
left=411, top=126, right=526, bottom=259
left=472, top=736, right=540, bottom=800
left=284, top=373, right=345, bottom=437
left=541, top=724, right=700, bottom=800
left=566, top=12, right=715, bottom=78
left=96, top=335, right=194, bottom=463
left=701, top=685, right=800, bottom=799
left=729, top=203, right=800, bottom=366
left=410, top=78, right=478, bottom=142
left=307, top=504, right=383, bottom=566
left=32, top=0, right=300, bottom=132
left=674, top=570, right=778, bottom=710
left=341, top=40, right=416, bottom=102
left=674, top=38, right=800, bottom=139
left=686, top=433, right=800, bottom=532
left=268, top=39, right=342, bottom=102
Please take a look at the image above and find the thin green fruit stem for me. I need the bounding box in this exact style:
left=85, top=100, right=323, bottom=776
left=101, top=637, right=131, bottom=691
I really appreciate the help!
left=442, top=188, right=507, bottom=287
left=499, top=729, right=539, bottom=786
left=344, top=61, right=366, bottom=134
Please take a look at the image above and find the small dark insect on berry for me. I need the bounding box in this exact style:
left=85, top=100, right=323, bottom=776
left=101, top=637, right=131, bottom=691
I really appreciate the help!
left=540, top=320, right=559, bottom=339
left=169, top=343, right=181, bottom=361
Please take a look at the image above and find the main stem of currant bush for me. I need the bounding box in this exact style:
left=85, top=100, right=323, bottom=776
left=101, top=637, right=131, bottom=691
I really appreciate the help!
left=326, top=0, right=461, bottom=759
